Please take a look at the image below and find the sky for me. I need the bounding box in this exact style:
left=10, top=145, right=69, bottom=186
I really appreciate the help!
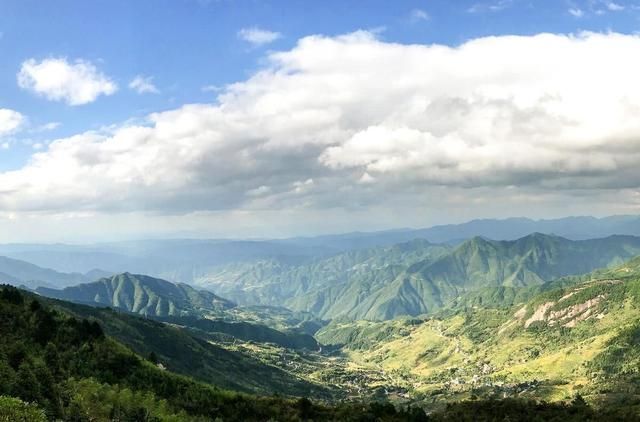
left=1, top=0, right=640, bottom=242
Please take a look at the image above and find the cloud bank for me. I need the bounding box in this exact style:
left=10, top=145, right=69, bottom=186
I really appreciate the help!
left=3, top=31, right=640, bottom=222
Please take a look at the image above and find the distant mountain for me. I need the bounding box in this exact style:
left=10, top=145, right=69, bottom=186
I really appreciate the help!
left=0, top=255, right=90, bottom=289
left=347, top=233, right=640, bottom=320
left=409, top=215, right=640, bottom=243
left=3, top=215, right=640, bottom=285
left=0, top=238, right=334, bottom=278
left=200, top=234, right=640, bottom=321
left=36, top=272, right=235, bottom=317
left=195, top=238, right=451, bottom=310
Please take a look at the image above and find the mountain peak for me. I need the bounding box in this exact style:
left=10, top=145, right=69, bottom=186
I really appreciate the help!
left=37, top=272, right=235, bottom=317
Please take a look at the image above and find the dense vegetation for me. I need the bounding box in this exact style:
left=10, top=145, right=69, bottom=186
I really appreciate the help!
left=1, top=285, right=435, bottom=420
left=42, top=297, right=327, bottom=397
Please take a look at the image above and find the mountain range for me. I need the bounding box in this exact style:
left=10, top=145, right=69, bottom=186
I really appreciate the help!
left=5, top=223, right=640, bottom=418
left=3, top=214, right=640, bottom=287
left=198, top=233, right=640, bottom=320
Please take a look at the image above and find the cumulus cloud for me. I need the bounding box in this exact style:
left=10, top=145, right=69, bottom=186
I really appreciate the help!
left=0, top=109, right=25, bottom=136
left=238, top=27, right=282, bottom=47
left=18, top=58, right=117, bottom=105
left=129, top=75, right=159, bottom=94
left=2, top=31, right=640, bottom=219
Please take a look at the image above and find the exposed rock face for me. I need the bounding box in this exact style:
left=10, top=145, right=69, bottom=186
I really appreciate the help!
left=524, top=302, right=555, bottom=328
left=548, top=296, right=604, bottom=327
left=523, top=294, right=605, bottom=328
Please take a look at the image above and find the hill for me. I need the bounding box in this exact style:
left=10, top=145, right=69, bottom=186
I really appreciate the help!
left=36, top=272, right=322, bottom=351
left=42, top=296, right=324, bottom=396
left=36, top=272, right=235, bottom=317
left=1, top=284, right=442, bottom=420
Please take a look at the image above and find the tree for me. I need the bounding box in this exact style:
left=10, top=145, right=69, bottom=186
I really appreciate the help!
left=0, top=396, right=46, bottom=422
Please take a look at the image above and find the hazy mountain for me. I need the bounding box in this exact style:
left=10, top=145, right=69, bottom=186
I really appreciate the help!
left=200, top=234, right=640, bottom=321
left=36, top=272, right=235, bottom=317
left=0, top=239, right=333, bottom=282
left=4, top=215, right=640, bottom=285
left=195, top=238, right=451, bottom=308
left=0, top=255, right=91, bottom=289
left=409, top=215, right=640, bottom=243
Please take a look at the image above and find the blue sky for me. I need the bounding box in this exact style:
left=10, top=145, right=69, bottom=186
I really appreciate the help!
left=1, top=0, right=640, bottom=241
left=1, top=0, right=637, bottom=170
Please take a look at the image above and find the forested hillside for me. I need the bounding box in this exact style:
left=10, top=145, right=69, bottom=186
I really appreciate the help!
left=1, top=285, right=432, bottom=421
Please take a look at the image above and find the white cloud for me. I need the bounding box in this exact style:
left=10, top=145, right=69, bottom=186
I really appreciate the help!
left=569, top=7, right=584, bottom=17
left=3, top=31, right=640, bottom=226
left=129, top=75, right=159, bottom=94
left=606, top=1, right=625, bottom=11
left=468, top=0, right=513, bottom=13
left=31, top=122, right=61, bottom=133
left=201, top=84, right=223, bottom=93
left=410, top=9, right=430, bottom=21
left=18, top=58, right=117, bottom=105
left=0, top=109, right=25, bottom=136
left=238, top=27, right=282, bottom=47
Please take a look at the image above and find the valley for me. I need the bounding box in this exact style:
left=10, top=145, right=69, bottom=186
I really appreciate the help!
left=3, top=227, right=640, bottom=419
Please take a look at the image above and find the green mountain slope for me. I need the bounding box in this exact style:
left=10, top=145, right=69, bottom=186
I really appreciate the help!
left=200, top=234, right=640, bottom=321
left=197, top=239, right=452, bottom=318
left=36, top=272, right=323, bottom=351
left=37, top=272, right=235, bottom=317
left=316, top=255, right=640, bottom=413
left=43, top=297, right=324, bottom=396
left=1, top=285, right=445, bottom=421
left=157, top=315, right=319, bottom=350
left=350, top=233, right=640, bottom=319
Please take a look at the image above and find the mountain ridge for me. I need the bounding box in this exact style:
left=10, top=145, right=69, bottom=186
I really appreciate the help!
left=36, top=272, right=235, bottom=317
left=201, top=233, right=640, bottom=321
